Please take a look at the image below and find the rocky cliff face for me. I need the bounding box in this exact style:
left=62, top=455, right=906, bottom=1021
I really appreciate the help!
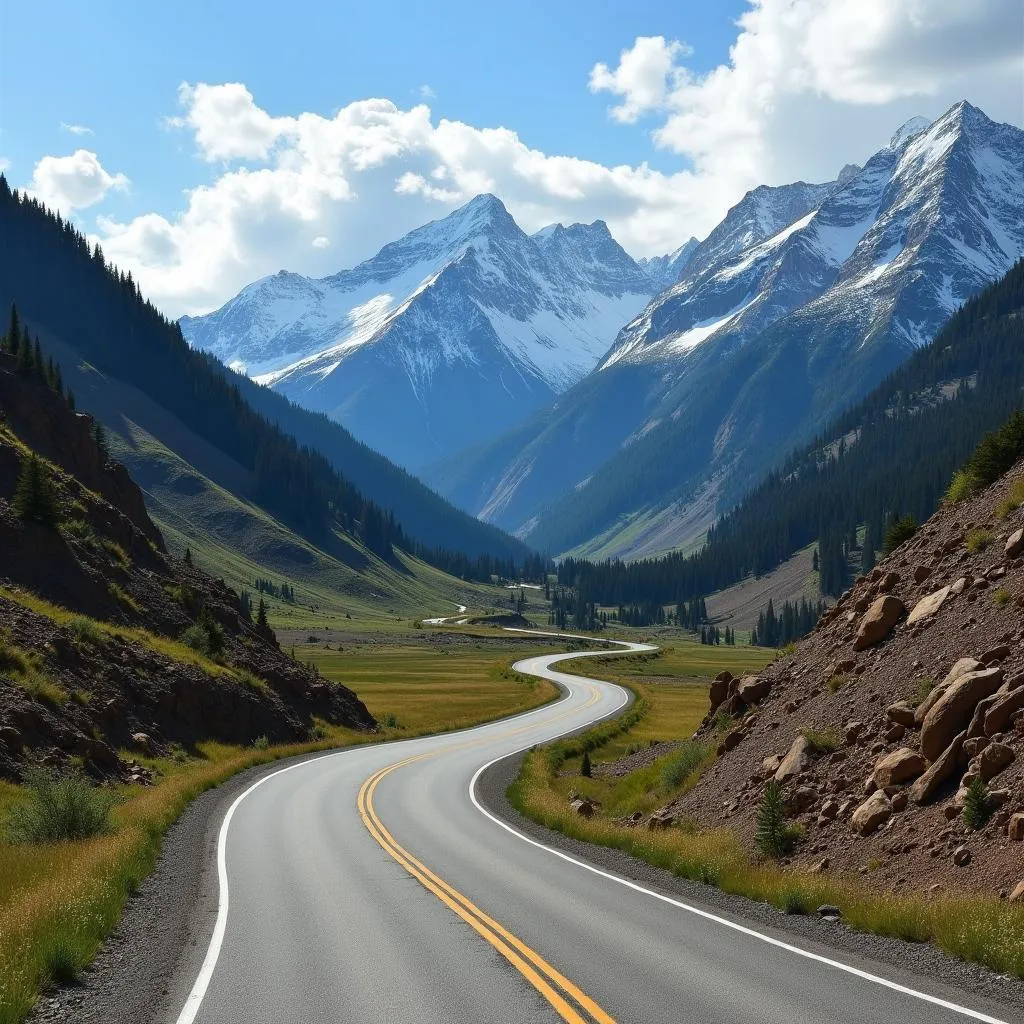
left=673, top=460, right=1024, bottom=898
left=0, top=353, right=374, bottom=781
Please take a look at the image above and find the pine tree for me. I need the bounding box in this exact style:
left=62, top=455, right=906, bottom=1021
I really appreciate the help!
left=12, top=453, right=59, bottom=527
left=812, top=548, right=819, bottom=572
left=32, top=338, right=45, bottom=381
left=183, top=546, right=193, bottom=566
left=4, top=303, right=18, bottom=354
left=91, top=421, right=109, bottom=464
left=256, top=598, right=269, bottom=630
left=66, top=389, right=76, bottom=411
left=16, top=327, right=33, bottom=375
left=755, top=781, right=792, bottom=859
left=963, top=776, right=991, bottom=831
left=580, top=750, right=592, bottom=778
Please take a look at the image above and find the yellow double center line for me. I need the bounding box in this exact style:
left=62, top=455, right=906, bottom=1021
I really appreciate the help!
left=356, top=683, right=616, bottom=1024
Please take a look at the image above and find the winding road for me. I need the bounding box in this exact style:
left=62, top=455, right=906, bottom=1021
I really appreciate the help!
left=169, top=632, right=1014, bottom=1024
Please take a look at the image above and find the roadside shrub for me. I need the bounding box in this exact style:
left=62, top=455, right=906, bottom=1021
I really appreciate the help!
left=966, top=528, right=994, bottom=554
left=381, top=712, right=399, bottom=729
left=659, top=742, right=709, bottom=793
left=963, top=777, right=991, bottom=831
left=43, top=937, right=88, bottom=985
left=252, top=735, right=269, bottom=751
left=755, top=781, right=799, bottom=859
left=781, top=888, right=811, bottom=915
left=182, top=607, right=225, bottom=660
left=6, top=768, right=116, bottom=843
left=800, top=727, right=843, bottom=754
left=580, top=750, right=592, bottom=777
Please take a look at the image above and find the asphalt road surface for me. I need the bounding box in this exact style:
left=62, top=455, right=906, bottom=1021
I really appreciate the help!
left=170, top=632, right=1015, bottom=1024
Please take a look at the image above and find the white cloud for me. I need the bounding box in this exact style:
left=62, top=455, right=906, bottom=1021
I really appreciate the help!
left=30, top=149, right=129, bottom=212
left=416, top=84, right=437, bottom=100
left=589, top=36, right=691, bottom=123
left=86, top=1, right=1021, bottom=319
left=60, top=122, right=94, bottom=136
left=593, top=0, right=1023, bottom=186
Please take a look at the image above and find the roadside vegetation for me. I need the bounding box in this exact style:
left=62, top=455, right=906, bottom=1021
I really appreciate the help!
left=0, top=638, right=559, bottom=1024
left=509, top=641, right=1024, bottom=981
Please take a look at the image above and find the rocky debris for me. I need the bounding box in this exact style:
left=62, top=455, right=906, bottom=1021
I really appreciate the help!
left=907, top=585, right=951, bottom=626
left=131, top=732, right=156, bottom=756
left=774, top=735, right=811, bottom=783
left=737, top=676, right=771, bottom=705
left=871, top=748, right=926, bottom=790
left=817, top=904, right=841, bottom=919
left=920, top=667, right=1004, bottom=760
left=953, top=846, right=973, bottom=867
left=975, top=741, right=1015, bottom=781
left=984, top=683, right=1024, bottom=735
left=1009, top=814, right=1024, bottom=841
left=569, top=795, right=599, bottom=818
left=886, top=701, right=916, bottom=727
left=910, top=732, right=966, bottom=804
left=647, top=807, right=675, bottom=829
left=1006, top=529, right=1024, bottom=558
left=915, top=658, right=984, bottom=726
left=852, top=791, right=892, bottom=835
left=853, top=596, right=905, bottom=651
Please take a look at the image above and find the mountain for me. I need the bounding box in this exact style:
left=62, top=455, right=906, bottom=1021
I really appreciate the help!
left=431, top=102, right=1024, bottom=560
left=0, top=179, right=539, bottom=623
left=181, top=195, right=655, bottom=471
left=0, top=337, right=373, bottom=783
left=636, top=237, right=700, bottom=291
left=554, top=256, right=1024, bottom=610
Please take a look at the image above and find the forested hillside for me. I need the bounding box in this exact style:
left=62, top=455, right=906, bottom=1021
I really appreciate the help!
left=559, top=259, right=1024, bottom=605
left=0, top=178, right=535, bottom=578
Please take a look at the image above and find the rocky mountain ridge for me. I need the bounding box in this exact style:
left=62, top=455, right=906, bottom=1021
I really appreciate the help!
left=181, top=195, right=656, bottom=471
left=671, top=459, right=1024, bottom=898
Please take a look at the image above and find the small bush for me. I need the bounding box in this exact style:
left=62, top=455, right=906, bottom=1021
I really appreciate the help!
left=659, top=742, right=709, bottom=793
left=234, top=667, right=268, bottom=692
left=182, top=608, right=225, bottom=660
left=100, top=539, right=131, bottom=569
left=826, top=674, right=846, bottom=693
left=252, top=735, right=270, bottom=751
left=800, top=727, right=843, bottom=753
left=883, top=514, right=918, bottom=555
left=966, top=528, right=994, bottom=554
left=580, top=750, right=592, bottom=777
left=963, top=777, right=991, bottom=831
left=755, top=781, right=795, bottom=859
left=945, top=470, right=977, bottom=506
left=781, top=888, right=811, bottom=915
left=381, top=712, right=399, bottom=729
left=62, top=519, right=96, bottom=545
left=0, top=640, right=67, bottom=706
left=914, top=676, right=936, bottom=707
left=6, top=767, right=116, bottom=843
left=625, top=742, right=641, bottom=756
left=712, top=708, right=733, bottom=734
left=67, top=616, right=103, bottom=645
left=43, top=937, right=88, bottom=985
left=992, top=587, right=1013, bottom=608
left=995, top=478, right=1024, bottom=519
left=108, top=582, right=142, bottom=614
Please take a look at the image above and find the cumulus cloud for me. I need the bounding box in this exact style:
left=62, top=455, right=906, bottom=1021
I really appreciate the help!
left=589, top=36, right=691, bottom=123
left=416, top=84, right=437, bottom=100
left=60, top=122, right=94, bottom=136
left=85, top=0, right=1021, bottom=318
left=30, top=150, right=129, bottom=212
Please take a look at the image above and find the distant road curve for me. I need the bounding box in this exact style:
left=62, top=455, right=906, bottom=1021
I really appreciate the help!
left=422, top=602, right=468, bottom=625
left=169, top=630, right=1013, bottom=1024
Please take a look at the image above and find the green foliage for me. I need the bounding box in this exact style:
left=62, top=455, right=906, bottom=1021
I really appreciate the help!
left=966, top=528, right=994, bottom=553
left=381, top=711, right=400, bottom=729
left=993, top=587, right=1013, bottom=608
left=781, top=888, right=812, bottom=915
left=755, top=781, right=797, bottom=859
left=12, top=453, right=58, bottom=527
left=961, top=410, right=1024, bottom=492
left=945, top=470, right=976, bottom=505
left=826, top=674, right=845, bottom=693
left=914, top=676, right=936, bottom=707
left=659, top=742, right=709, bottom=793
left=181, top=607, right=225, bottom=659
left=5, top=768, right=116, bottom=843
left=963, top=777, right=991, bottom=831
left=62, top=519, right=96, bottom=545
left=42, top=937, right=88, bottom=985
left=800, top=727, right=843, bottom=753
left=883, top=513, right=918, bottom=555
left=108, top=582, right=142, bottom=614
left=252, top=735, right=270, bottom=751
left=580, top=750, right=592, bottom=778
left=0, top=639, right=66, bottom=706
left=995, top=479, right=1024, bottom=519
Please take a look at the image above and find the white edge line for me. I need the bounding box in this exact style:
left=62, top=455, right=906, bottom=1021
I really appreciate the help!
left=469, top=644, right=1012, bottom=1024
left=174, top=631, right=640, bottom=1022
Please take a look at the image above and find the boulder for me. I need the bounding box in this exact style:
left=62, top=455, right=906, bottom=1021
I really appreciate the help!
left=1005, top=528, right=1024, bottom=558
left=722, top=728, right=744, bottom=752
left=910, top=731, right=966, bottom=804
left=708, top=677, right=730, bottom=710
left=920, top=667, right=1004, bottom=761
left=1008, top=813, right=1024, bottom=842
left=851, top=791, right=892, bottom=835
left=879, top=571, right=900, bottom=593
left=949, top=577, right=968, bottom=596
left=984, top=686, right=1024, bottom=736
left=915, top=658, right=984, bottom=725
left=569, top=797, right=597, bottom=818
left=966, top=694, right=1000, bottom=739
left=844, top=720, right=864, bottom=744
left=953, top=846, right=972, bottom=867
left=872, top=748, right=926, bottom=789
left=774, top=735, right=811, bottom=783
left=854, top=596, right=905, bottom=651
left=647, top=808, right=675, bottom=830
left=980, top=644, right=1011, bottom=666
left=907, top=586, right=951, bottom=626
left=1010, top=881, right=1024, bottom=903
left=976, top=741, right=1015, bottom=782
left=886, top=701, right=916, bottom=727
left=913, top=565, right=932, bottom=584
left=130, top=732, right=155, bottom=755
left=761, top=754, right=783, bottom=776
left=737, top=675, right=771, bottom=705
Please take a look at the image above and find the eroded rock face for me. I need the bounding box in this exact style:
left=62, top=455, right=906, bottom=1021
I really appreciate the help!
left=976, top=741, right=1015, bottom=782
left=915, top=658, right=984, bottom=725
left=851, top=791, right=892, bottom=835
left=920, top=667, right=1004, bottom=760
left=871, top=748, right=926, bottom=789
left=737, top=676, right=771, bottom=705
left=854, top=596, right=905, bottom=651
left=910, top=731, right=966, bottom=804
left=886, top=701, right=916, bottom=727
left=984, top=686, right=1024, bottom=736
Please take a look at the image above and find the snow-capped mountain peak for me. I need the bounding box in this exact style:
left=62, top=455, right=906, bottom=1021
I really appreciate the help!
left=888, top=115, right=931, bottom=149
left=180, top=195, right=658, bottom=470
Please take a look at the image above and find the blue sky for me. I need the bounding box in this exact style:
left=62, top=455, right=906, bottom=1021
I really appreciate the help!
left=2, top=1, right=1020, bottom=317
